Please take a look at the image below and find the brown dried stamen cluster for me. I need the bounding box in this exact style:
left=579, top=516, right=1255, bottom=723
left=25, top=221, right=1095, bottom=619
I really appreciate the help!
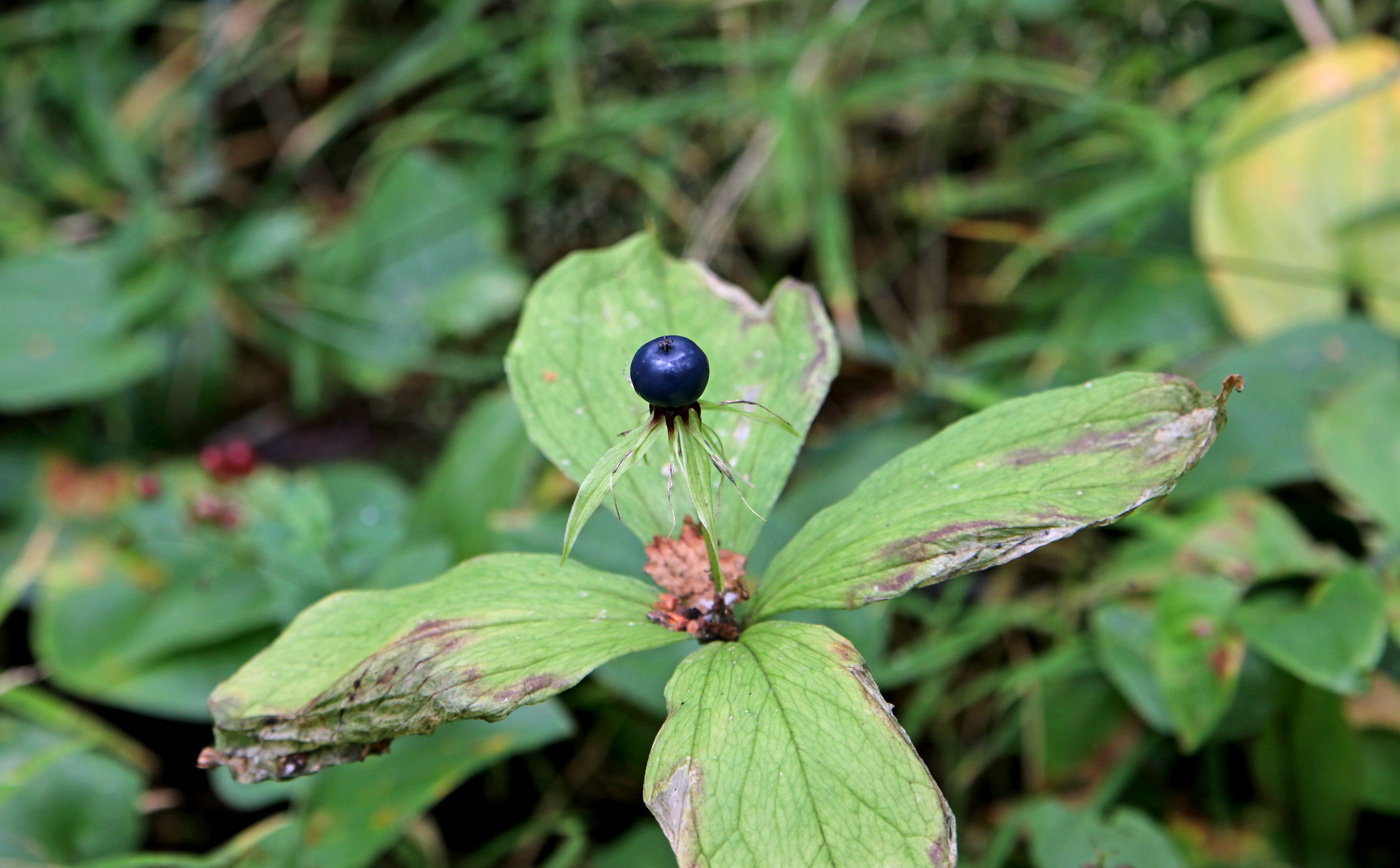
left=644, top=518, right=748, bottom=642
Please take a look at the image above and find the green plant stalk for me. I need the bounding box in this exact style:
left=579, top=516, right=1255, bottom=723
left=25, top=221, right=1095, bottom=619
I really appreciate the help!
left=701, top=519, right=725, bottom=598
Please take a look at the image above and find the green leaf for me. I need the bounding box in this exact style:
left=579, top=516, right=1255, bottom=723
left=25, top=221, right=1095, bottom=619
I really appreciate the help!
left=411, top=388, right=540, bottom=560
left=296, top=150, right=525, bottom=392
left=1091, top=604, right=1173, bottom=732
left=506, top=233, right=838, bottom=555
left=643, top=621, right=954, bottom=868
left=207, top=553, right=686, bottom=782
left=1022, top=800, right=1186, bottom=868
left=1310, top=368, right=1400, bottom=535
left=1152, top=576, right=1243, bottom=752
left=1360, top=730, right=1400, bottom=815
left=1177, top=319, right=1400, bottom=497
left=0, top=715, right=146, bottom=865
left=0, top=250, right=164, bottom=411
left=1232, top=569, right=1386, bottom=695
left=751, top=372, right=1232, bottom=618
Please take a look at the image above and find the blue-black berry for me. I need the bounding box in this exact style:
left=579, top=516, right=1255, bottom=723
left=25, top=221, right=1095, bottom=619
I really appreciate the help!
left=630, top=336, right=709, bottom=408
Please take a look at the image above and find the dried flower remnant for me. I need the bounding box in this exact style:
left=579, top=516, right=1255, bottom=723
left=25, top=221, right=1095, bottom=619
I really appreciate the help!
left=645, top=518, right=748, bottom=641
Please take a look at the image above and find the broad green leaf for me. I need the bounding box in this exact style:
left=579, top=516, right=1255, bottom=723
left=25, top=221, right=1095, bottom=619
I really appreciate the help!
left=0, top=715, right=146, bottom=865
left=1152, top=576, right=1243, bottom=751
left=1022, top=800, right=1186, bottom=868
left=1091, top=604, right=1173, bottom=732
left=643, top=621, right=954, bottom=868
left=0, top=249, right=164, bottom=411
left=1193, top=37, right=1400, bottom=339
left=505, top=233, right=839, bottom=555
left=1310, top=368, right=1400, bottom=535
left=751, top=372, right=1232, bottom=618
left=207, top=553, right=686, bottom=782
left=1177, top=319, right=1400, bottom=497
left=1232, top=569, right=1386, bottom=695
left=215, top=702, right=573, bottom=868
left=411, top=389, right=540, bottom=560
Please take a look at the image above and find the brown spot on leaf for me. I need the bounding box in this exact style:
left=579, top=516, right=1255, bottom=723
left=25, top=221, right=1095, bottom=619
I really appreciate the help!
left=1004, top=420, right=1156, bottom=467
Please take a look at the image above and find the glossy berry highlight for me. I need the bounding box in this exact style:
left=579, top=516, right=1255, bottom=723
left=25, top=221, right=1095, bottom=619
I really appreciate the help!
left=630, top=335, right=710, bottom=409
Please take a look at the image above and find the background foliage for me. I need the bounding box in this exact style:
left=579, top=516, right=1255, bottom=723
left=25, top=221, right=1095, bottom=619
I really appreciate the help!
left=1, top=0, right=1398, bottom=866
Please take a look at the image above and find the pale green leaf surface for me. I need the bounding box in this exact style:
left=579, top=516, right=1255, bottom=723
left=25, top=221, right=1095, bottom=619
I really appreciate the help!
left=1232, top=568, right=1386, bottom=695
left=208, top=553, right=685, bottom=782
left=643, top=621, right=954, bottom=868
left=1192, top=38, right=1400, bottom=339
left=751, top=372, right=1230, bottom=618
left=1152, top=576, right=1243, bottom=751
left=1310, top=368, right=1400, bottom=535
left=506, top=233, right=838, bottom=555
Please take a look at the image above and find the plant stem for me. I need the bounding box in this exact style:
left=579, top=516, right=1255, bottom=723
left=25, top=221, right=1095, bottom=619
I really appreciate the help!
left=1281, top=0, right=1336, bottom=48
left=701, top=521, right=725, bottom=597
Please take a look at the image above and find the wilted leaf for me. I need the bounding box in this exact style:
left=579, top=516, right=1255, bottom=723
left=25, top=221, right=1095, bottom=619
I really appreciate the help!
left=206, top=553, right=686, bottom=782
left=1233, top=569, right=1386, bottom=695
left=751, top=372, right=1233, bottom=618
left=0, top=250, right=163, bottom=411
left=643, top=621, right=954, bottom=868
left=1310, top=368, right=1400, bottom=534
left=1152, top=576, right=1243, bottom=751
left=506, top=233, right=838, bottom=556
left=1193, top=37, right=1400, bottom=339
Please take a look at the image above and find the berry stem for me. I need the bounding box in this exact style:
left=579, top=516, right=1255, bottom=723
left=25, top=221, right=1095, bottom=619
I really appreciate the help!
left=700, top=520, right=725, bottom=598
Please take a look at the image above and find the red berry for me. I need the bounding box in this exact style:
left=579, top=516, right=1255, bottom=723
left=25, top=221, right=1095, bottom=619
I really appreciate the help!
left=135, top=473, right=162, bottom=500
left=221, top=439, right=258, bottom=477
left=199, top=445, right=226, bottom=478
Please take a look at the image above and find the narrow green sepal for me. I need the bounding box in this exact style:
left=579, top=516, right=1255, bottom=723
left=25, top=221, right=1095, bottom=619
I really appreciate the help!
left=699, top=399, right=799, bottom=437
left=562, top=419, right=661, bottom=563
